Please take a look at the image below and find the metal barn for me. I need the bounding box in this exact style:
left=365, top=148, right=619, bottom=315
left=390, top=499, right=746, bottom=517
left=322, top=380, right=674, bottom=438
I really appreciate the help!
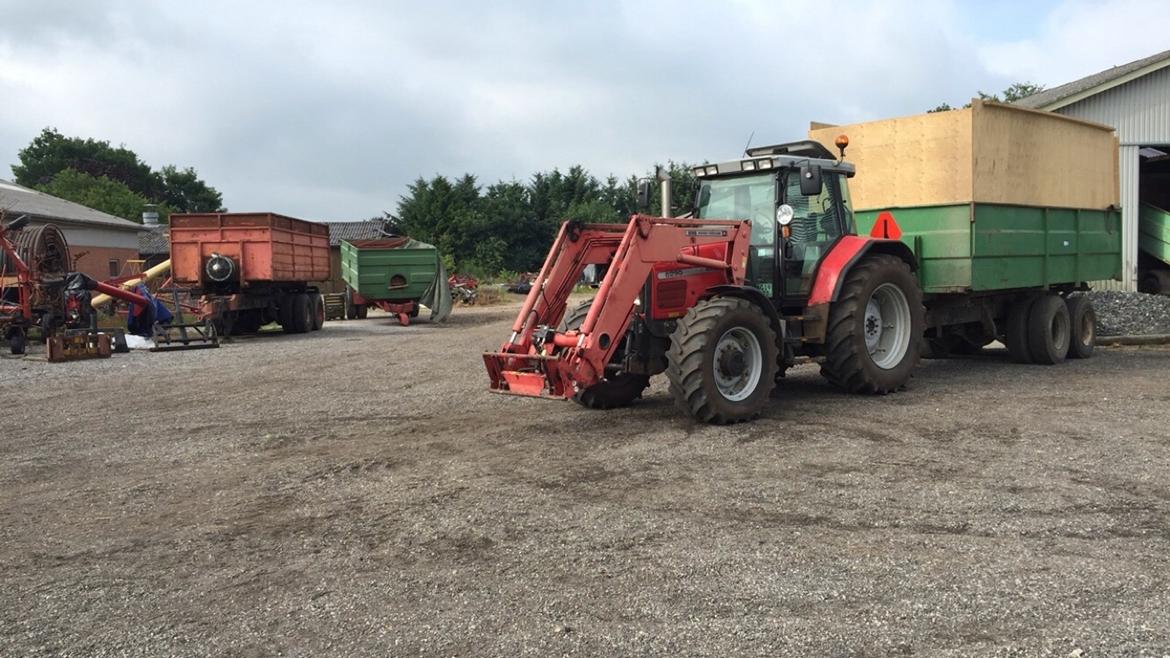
left=1017, top=49, right=1170, bottom=291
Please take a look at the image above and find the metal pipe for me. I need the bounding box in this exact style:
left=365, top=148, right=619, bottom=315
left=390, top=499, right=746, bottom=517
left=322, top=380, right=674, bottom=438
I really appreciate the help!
left=91, top=280, right=151, bottom=309
left=91, top=259, right=171, bottom=308
left=658, top=168, right=672, bottom=218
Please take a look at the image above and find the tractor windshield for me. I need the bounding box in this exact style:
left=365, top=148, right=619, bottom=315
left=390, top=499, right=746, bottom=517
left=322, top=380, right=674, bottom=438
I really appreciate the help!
left=695, top=173, right=776, bottom=246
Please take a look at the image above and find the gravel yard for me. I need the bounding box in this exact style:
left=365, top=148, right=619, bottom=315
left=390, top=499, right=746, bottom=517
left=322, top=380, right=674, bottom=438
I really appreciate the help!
left=1088, top=290, right=1170, bottom=337
left=2, top=302, right=1169, bottom=657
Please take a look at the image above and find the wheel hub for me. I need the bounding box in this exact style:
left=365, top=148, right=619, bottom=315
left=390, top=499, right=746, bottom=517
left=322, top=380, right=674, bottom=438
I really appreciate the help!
left=719, top=348, right=747, bottom=378
left=713, top=327, right=763, bottom=402
left=865, top=283, right=912, bottom=370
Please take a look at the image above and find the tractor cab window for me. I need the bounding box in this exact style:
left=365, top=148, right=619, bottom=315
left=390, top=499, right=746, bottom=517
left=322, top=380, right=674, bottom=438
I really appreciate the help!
left=696, top=173, right=778, bottom=295
left=695, top=173, right=776, bottom=246
left=782, top=171, right=848, bottom=296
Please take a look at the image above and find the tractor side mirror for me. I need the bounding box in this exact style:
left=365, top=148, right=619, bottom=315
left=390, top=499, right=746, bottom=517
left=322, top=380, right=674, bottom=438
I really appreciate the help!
left=636, top=180, right=652, bottom=211
left=799, top=164, right=823, bottom=196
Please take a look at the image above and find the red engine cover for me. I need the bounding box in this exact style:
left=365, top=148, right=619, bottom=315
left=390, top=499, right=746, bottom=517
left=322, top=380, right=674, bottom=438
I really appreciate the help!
left=648, top=243, right=733, bottom=320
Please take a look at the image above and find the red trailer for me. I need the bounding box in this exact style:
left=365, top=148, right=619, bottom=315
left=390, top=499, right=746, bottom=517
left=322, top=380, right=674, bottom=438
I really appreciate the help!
left=170, top=212, right=330, bottom=334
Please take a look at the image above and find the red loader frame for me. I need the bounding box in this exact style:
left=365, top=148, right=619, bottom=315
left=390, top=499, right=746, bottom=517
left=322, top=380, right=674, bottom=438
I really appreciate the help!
left=484, top=214, right=751, bottom=399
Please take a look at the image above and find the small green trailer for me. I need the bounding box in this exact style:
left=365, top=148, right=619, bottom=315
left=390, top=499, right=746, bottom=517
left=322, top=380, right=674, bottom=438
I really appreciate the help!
left=1139, top=202, right=1170, bottom=294
left=340, top=238, right=451, bottom=325
left=810, top=100, right=1123, bottom=362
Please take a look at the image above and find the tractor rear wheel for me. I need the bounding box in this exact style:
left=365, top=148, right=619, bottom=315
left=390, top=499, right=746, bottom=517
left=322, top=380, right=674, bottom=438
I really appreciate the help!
left=1065, top=295, right=1095, bottom=359
left=820, top=254, right=923, bottom=394
left=667, top=297, right=778, bottom=424
left=560, top=300, right=649, bottom=409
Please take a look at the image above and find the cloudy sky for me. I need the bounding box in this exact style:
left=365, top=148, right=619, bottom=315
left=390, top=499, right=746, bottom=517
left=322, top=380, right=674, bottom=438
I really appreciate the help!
left=0, top=0, right=1165, bottom=220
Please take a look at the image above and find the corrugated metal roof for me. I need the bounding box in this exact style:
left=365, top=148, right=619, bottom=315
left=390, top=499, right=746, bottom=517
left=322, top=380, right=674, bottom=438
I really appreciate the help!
left=0, top=178, right=146, bottom=232
left=327, top=220, right=390, bottom=246
left=138, top=226, right=170, bottom=255
left=1016, top=49, right=1170, bottom=110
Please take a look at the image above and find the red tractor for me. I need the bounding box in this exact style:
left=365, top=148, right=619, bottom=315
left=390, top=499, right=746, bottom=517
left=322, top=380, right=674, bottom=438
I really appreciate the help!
left=484, top=139, right=924, bottom=424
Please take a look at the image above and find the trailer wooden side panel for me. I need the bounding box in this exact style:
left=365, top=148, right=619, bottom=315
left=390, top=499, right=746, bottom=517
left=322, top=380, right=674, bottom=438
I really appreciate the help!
left=809, top=100, right=1120, bottom=211
left=970, top=103, right=1120, bottom=209
left=170, top=213, right=330, bottom=285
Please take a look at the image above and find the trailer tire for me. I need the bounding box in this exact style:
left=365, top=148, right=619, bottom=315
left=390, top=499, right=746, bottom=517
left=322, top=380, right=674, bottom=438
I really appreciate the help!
left=560, top=300, right=649, bottom=409
left=1065, top=295, right=1095, bottom=359
left=1027, top=294, right=1070, bottom=365
left=820, top=254, right=923, bottom=394
left=1004, top=297, right=1035, bottom=364
left=311, top=295, right=325, bottom=331
left=279, top=295, right=296, bottom=333
left=8, top=329, right=26, bottom=355
left=355, top=304, right=368, bottom=320
left=667, top=297, right=778, bottom=424
left=283, top=294, right=310, bottom=334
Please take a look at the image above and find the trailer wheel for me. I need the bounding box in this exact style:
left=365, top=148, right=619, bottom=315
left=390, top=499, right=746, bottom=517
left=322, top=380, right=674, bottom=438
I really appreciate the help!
left=355, top=304, right=368, bottom=320
left=667, top=297, right=778, bottom=424
left=294, top=294, right=314, bottom=333
left=8, top=329, right=26, bottom=355
left=1003, top=297, right=1035, bottom=364
left=279, top=296, right=296, bottom=333
left=560, top=300, right=649, bottom=409
left=1027, top=294, right=1070, bottom=365
left=1065, top=295, right=1095, bottom=359
left=820, top=254, right=923, bottom=394
left=311, top=295, right=325, bottom=331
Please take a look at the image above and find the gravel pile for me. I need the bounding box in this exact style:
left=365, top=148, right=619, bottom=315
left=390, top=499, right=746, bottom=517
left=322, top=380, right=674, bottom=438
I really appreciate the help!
left=1087, top=290, right=1170, bottom=336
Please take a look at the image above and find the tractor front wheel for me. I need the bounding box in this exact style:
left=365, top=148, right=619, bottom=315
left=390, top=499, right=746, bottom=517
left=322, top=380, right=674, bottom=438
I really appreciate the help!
left=667, top=297, right=778, bottom=424
left=561, top=300, right=649, bottom=409
left=820, top=254, right=924, bottom=394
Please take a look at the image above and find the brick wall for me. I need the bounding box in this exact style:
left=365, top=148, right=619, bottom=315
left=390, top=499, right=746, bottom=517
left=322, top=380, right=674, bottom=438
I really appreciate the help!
left=70, top=245, right=143, bottom=281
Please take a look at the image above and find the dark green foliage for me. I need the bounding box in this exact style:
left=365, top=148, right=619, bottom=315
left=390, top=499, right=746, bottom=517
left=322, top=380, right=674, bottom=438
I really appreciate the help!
left=35, top=169, right=151, bottom=222
left=157, top=165, right=225, bottom=214
left=395, top=162, right=695, bottom=276
left=12, top=127, right=225, bottom=222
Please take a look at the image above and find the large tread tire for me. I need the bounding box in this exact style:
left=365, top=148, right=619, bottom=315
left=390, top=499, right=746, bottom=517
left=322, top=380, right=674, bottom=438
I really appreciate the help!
left=1004, top=297, right=1035, bottom=364
left=667, top=297, right=779, bottom=424
left=560, top=300, right=649, bottom=409
left=1027, top=294, right=1070, bottom=365
left=820, top=254, right=924, bottom=394
left=1065, top=295, right=1095, bottom=359
left=356, top=304, right=368, bottom=320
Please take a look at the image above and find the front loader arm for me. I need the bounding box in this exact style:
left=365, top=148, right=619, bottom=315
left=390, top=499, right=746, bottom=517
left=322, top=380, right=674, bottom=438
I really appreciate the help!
left=485, top=214, right=751, bottom=399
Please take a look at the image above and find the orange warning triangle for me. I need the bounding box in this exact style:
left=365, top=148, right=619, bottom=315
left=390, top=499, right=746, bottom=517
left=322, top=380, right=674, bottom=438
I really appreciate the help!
left=870, top=211, right=902, bottom=240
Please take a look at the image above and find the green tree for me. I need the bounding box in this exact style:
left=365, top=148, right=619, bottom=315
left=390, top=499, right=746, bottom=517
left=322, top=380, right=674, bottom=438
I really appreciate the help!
left=928, top=82, right=1045, bottom=112
left=13, top=128, right=158, bottom=196
left=36, top=169, right=150, bottom=222
left=157, top=165, right=225, bottom=213
left=12, top=128, right=226, bottom=219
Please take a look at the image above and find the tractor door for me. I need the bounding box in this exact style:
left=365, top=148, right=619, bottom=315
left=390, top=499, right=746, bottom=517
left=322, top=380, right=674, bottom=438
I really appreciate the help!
left=777, top=171, right=854, bottom=300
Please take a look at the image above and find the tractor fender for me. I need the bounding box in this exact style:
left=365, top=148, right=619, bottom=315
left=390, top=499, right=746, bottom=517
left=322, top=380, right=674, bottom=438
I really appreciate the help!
left=701, top=285, right=786, bottom=344
left=808, top=236, right=917, bottom=306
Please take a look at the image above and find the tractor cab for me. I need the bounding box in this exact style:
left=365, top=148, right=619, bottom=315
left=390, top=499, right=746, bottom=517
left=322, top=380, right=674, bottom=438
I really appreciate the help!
left=691, top=141, right=856, bottom=305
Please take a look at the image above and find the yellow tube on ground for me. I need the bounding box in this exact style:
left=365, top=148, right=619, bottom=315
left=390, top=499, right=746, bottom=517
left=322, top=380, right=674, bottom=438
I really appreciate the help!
left=91, top=259, right=171, bottom=308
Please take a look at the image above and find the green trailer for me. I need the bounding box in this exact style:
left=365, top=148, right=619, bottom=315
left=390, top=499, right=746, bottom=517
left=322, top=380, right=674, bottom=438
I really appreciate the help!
left=810, top=100, right=1123, bottom=360
left=855, top=204, right=1122, bottom=294
left=340, top=238, right=452, bottom=325
left=1139, top=202, right=1170, bottom=294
